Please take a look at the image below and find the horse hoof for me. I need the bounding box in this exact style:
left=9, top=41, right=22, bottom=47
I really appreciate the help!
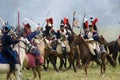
left=56, top=69, right=59, bottom=72
left=74, top=70, right=77, bottom=73
left=102, top=73, right=105, bottom=78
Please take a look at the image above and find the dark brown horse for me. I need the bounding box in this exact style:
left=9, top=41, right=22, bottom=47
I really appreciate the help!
left=72, top=34, right=115, bottom=76
left=107, top=38, right=120, bottom=64
left=43, top=37, right=70, bottom=72
left=43, top=37, right=78, bottom=72
left=98, top=35, right=120, bottom=65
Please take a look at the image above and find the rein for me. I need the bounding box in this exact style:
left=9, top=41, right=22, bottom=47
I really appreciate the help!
left=18, top=40, right=29, bottom=51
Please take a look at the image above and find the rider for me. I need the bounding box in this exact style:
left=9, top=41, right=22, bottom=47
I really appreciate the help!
left=56, top=20, right=69, bottom=58
left=45, top=17, right=56, bottom=40
left=63, top=18, right=72, bottom=32
left=1, top=23, right=20, bottom=72
left=86, top=24, right=101, bottom=62
left=23, top=23, right=43, bottom=65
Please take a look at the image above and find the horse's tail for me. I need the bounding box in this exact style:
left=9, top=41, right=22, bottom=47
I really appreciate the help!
left=106, top=54, right=116, bottom=67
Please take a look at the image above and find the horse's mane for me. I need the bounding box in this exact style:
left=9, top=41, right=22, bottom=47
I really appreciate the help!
left=98, top=35, right=108, bottom=45
left=78, top=34, right=88, bottom=47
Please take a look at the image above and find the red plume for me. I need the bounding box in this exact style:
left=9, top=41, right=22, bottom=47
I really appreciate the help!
left=46, top=18, right=53, bottom=24
left=49, top=18, right=53, bottom=24
left=85, top=21, right=89, bottom=28
left=24, top=23, right=30, bottom=29
left=46, top=18, right=49, bottom=22
left=63, top=18, right=68, bottom=25
left=92, top=18, right=98, bottom=26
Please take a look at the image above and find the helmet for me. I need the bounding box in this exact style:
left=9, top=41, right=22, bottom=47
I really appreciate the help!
left=84, top=18, right=88, bottom=22
left=5, top=24, right=11, bottom=31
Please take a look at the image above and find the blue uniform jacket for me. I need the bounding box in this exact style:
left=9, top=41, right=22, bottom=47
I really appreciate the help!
left=26, top=30, right=40, bottom=41
left=2, top=32, right=19, bottom=49
left=83, top=30, right=99, bottom=41
left=93, top=31, right=99, bottom=41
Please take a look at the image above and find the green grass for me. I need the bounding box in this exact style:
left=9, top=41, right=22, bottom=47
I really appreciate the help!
left=0, top=63, right=120, bottom=80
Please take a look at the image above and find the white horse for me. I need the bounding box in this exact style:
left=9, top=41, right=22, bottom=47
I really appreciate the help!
left=0, top=37, right=27, bottom=80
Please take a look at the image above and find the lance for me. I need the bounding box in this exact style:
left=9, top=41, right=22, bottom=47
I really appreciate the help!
left=80, top=12, right=86, bottom=34
left=72, top=11, right=76, bottom=31
left=17, top=8, right=21, bottom=60
left=42, top=10, right=51, bottom=27
left=24, top=17, right=42, bottom=33
left=24, top=17, right=38, bottom=27
left=117, top=20, right=120, bottom=24
left=18, top=8, right=20, bottom=37
left=0, top=17, right=5, bottom=26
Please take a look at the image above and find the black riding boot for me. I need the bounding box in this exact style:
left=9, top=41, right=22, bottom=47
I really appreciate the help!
left=10, top=62, right=16, bottom=72
left=36, top=56, right=41, bottom=65
left=62, top=47, right=68, bottom=58
left=94, top=49, right=101, bottom=63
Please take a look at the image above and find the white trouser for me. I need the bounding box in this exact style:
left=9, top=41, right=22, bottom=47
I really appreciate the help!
left=58, top=39, right=66, bottom=47
left=88, top=41, right=100, bottom=55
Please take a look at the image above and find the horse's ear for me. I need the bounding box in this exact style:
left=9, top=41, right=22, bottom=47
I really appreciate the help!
left=78, top=34, right=81, bottom=37
left=100, top=35, right=103, bottom=38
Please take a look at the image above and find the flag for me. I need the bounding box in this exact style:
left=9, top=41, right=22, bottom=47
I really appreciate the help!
left=73, top=16, right=80, bottom=28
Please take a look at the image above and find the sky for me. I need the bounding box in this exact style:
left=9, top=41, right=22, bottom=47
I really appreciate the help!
left=0, top=0, right=120, bottom=31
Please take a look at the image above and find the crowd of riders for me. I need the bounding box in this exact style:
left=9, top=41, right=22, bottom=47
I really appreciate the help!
left=0, top=16, right=119, bottom=73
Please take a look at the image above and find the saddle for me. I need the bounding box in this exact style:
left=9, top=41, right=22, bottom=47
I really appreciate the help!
left=56, top=40, right=70, bottom=54
left=86, top=40, right=100, bottom=55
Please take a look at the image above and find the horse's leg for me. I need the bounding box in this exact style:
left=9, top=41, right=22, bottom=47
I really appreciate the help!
left=64, top=57, right=67, bottom=68
left=76, top=46, right=81, bottom=69
left=36, top=65, right=41, bottom=80
left=101, top=53, right=106, bottom=74
left=84, top=60, right=90, bottom=77
left=43, top=58, right=48, bottom=71
left=46, top=57, right=50, bottom=69
left=49, top=54, right=59, bottom=72
left=112, top=50, right=118, bottom=64
left=6, top=73, right=12, bottom=80
left=65, top=56, right=76, bottom=72
left=70, top=53, right=77, bottom=72
left=76, top=57, right=81, bottom=69
left=67, top=58, right=72, bottom=70
left=59, top=57, right=64, bottom=70
left=95, top=55, right=103, bottom=74
left=28, top=68, right=37, bottom=80
left=118, top=55, right=120, bottom=65
left=72, top=59, right=77, bottom=72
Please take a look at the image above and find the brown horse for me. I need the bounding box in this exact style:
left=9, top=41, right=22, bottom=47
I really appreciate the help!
left=98, top=35, right=120, bottom=65
left=107, top=38, right=120, bottom=64
left=43, top=38, right=59, bottom=71
left=23, top=37, right=44, bottom=80
left=72, top=34, right=115, bottom=76
left=42, top=36, right=79, bottom=72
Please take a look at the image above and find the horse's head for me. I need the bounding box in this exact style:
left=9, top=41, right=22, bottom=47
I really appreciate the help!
left=98, top=35, right=108, bottom=45
left=72, top=34, right=82, bottom=46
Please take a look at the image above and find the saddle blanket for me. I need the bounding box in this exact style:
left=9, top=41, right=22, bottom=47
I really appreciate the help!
left=27, top=53, right=44, bottom=68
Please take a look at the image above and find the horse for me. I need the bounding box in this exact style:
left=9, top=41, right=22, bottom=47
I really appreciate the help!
left=18, top=36, right=43, bottom=80
left=107, top=38, right=120, bottom=64
left=34, top=36, right=67, bottom=72
left=0, top=37, right=27, bottom=80
left=98, top=35, right=120, bottom=65
left=72, top=34, right=115, bottom=76
left=38, top=36, right=77, bottom=72
left=32, top=35, right=51, bottom=71
left=64, top=32, right=81, bottom=72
